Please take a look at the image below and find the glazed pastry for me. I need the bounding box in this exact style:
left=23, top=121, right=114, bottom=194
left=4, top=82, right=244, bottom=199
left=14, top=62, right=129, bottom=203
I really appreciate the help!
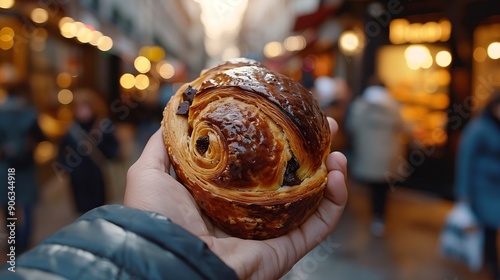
left=162, top=58, right=331, bottom=239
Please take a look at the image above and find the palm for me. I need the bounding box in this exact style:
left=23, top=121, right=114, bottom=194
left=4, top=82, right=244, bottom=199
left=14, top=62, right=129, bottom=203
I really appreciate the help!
left=125, top=118, right=347, bottom=280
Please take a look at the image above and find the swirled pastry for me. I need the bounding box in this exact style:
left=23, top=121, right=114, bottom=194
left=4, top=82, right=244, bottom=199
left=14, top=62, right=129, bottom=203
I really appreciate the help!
left=162, top=58, right=330, bottom=239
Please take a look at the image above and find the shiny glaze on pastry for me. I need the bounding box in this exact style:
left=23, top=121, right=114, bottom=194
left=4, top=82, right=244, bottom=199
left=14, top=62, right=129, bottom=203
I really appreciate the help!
left=162, top=58, right=330, bottom=239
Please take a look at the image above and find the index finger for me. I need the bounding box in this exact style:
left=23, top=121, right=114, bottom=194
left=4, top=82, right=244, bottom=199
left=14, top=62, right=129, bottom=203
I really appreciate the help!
left=135, top=127, right=170, bottom=172
left=328, top=117, right=338, bottom=142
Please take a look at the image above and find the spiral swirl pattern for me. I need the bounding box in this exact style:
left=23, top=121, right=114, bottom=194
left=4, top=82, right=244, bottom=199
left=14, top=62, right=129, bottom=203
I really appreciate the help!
left=162, top=58, right=330, bottom=239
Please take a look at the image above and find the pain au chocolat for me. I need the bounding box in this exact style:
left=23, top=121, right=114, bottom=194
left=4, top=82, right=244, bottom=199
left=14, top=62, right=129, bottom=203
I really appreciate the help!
left=161, top=58, right=331, bottom=239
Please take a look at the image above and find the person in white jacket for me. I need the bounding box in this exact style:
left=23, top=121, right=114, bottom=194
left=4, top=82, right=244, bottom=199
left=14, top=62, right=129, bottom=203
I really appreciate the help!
left=346, top=76, right=408, bottom=237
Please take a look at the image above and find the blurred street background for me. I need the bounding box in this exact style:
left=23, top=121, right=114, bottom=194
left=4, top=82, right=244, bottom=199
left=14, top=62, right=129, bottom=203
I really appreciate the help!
left=1, top=0, right=499, bottom=279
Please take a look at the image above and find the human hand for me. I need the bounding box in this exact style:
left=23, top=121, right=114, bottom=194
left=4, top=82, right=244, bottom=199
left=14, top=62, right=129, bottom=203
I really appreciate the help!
left=124, top=117, right=348, bottom=280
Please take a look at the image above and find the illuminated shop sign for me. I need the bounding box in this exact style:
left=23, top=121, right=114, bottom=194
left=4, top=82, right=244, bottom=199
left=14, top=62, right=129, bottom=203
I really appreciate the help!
left=389, top=18, right=452, bottom=45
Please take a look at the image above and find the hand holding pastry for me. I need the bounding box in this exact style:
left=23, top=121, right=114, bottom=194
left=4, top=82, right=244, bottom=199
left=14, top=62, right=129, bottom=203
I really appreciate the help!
left=162, top=59, right=332, bottom=239
left=125, top=59, right=347, bottom=279
left=124, top=120, right=347, bottom=279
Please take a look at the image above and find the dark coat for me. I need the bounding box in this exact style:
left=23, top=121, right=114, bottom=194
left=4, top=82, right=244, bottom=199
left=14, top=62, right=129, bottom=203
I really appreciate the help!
left=0, top=98, right=46, bottom=206
left=57, top=120, right=119, bottom=213
left=0, top=205, right=238, bottom=279
left=455, top=110, right=500, bottom=228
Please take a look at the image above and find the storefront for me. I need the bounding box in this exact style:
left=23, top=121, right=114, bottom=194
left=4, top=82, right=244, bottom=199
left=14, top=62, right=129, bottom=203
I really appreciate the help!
left=0, top=2, right=123, bottom=167
left=471, top=23, right=500, bottom=110
left=372, top=16, right=455, bottom=197
left=363, top=0, right=499, bottom=198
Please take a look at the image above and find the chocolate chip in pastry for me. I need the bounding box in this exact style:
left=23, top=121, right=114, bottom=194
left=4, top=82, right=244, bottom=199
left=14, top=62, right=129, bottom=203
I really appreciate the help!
left=161, top=58, right=331, bottom=239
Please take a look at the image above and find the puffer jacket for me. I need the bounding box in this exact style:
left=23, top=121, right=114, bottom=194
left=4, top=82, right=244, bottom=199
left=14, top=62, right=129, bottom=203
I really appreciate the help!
left=346, top=85, right=407, bottom=183
left=455, top=110, right=500, bottom=228
left=0, top=205, right=238, bottom=280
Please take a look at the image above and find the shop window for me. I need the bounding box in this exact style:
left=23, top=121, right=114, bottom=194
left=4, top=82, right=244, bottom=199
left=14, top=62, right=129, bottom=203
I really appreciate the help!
left=376, top=44, right=451, bottom=148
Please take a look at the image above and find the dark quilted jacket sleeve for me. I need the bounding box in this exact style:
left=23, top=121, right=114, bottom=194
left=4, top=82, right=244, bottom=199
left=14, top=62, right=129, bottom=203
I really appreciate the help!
left=0, top=205, right=239, bottom=280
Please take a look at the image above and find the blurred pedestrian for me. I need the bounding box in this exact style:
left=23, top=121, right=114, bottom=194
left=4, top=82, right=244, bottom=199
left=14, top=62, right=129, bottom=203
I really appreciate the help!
left=57, top=88, right=119, bottom=214
left=455, top=94, right=500, bottom=279
left=0, top=85, right=46, bottom=253
left=313, top=76, right=352, bottom=152
left=346, top=75, right=407, bottom=237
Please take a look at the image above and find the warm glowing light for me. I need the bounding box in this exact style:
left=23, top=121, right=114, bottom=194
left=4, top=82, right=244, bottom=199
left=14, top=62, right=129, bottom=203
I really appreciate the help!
left=72, top=21, right=84, bottom=35
left=157, top=62, right=175, bottom=80
left=421, top=21, right=441, bottom=42
left=1, top=27, right=14, bottom=37
left=420, top=55, right=433, bottom=69
left=120, top=73, right=135, bottom=89
left=89, top=30, right=102, bottom=46
left=196, top=0, right=248, bottom=64
left=139, top=46, right=165, bottom=62
left=0, top=28, right=14, bottom=50
left=487, top=42, right=500, bottom=59
left=407, top=23, right=422, bottom=43
left=60, top=22, right=77, bottom=38
left=389, top=18, right=409, bottom=44
left=38, top=113, right=62, bottom=138
left=135, top=74, right=150, bottom=90
left=34, top=141, right=56, bottom=164
left=58, top=17, right=74, bottom=29
left=435, top=69, right=451, bottom=85
left=76, top=26, right=93, bottom=43
left=134, top=56, right=151, bottom=73
left=97, top=36, right=113, bottom=51
left=31, top=8, right=49, bottom=24
left=404, top=45, right=432, bottom=70
left=424, top=79, right=438, bottom=93
left=473, top=47, right=487, bottom=62
left=264, top=41, right=284, bottom=58
left=0, top=0, right=14, bottom=9
left=57, top=72, right=72, bottom=88
left=339, top=31, right=361, bottom=55
left=284, top=35, right=306, bottom=52
left=57, top=89, right=73, bottom=104
left=435, top=50, right=452, bottom=67
left=439, top=19, right=451, bottom=42
left=390, top=19, right=451, bottom=44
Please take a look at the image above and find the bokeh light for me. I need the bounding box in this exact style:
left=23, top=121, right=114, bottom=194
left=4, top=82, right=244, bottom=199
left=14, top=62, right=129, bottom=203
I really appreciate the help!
left=473, top=47, right=487, bottom=62
left=435, top=50, right=452, bottom=67
left=0, top=27, right=14, bottom=50
left=0, top=0, right=14, bottom=9
left=31, top=8, right=49, bottom=24
left=404, top=45, right=432, bottom=70
left=264, top=41, right=284, bottom=58
left=76, top=26, right=93, bottom=43
left=89, top=30, right=102, bottom=46
left=139, top=46, right=165, bottom=62
left=97, top=36, right=113, bottom=51
left=34, top=141, right=56, bottom=164
left=339, top=30, right=361, bottom=55
left=284, top=35, right=306, bottom=52
left=134, top=56, right=151, bottom=73
left=487, top=42, right=500, bottom=59
left=57, top=72, right=72, bottom=88
left=120, top=73, right=135, bottom=89
left=135, top=74, right=150, bottom=90
left=157, top=61, right=175, bottom=80
left=60, top=22, right=77, bottom=38
left=58, top=17, right=74, bottom=29
left=57, top=89, right=73, bottom=105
